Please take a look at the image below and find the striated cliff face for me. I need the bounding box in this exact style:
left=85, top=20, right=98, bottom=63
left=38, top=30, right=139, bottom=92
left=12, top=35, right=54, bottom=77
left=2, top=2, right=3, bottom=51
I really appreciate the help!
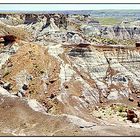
left=83, top=25, right=140, bottom=40
left=0, top=14, right=68, bottom=28
left=1, top=13, right=140, bottom=136
left=1, top=41, right=140, bottom=120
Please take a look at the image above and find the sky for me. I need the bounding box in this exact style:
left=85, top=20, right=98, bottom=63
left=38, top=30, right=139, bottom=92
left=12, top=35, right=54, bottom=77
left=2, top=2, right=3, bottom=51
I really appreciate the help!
left=0, top=4, right=140, bottom=11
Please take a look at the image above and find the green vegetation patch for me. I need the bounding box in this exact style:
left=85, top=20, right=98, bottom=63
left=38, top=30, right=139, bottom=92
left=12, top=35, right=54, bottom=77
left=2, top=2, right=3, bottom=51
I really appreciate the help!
left=95, top=17, right=122, bottom=25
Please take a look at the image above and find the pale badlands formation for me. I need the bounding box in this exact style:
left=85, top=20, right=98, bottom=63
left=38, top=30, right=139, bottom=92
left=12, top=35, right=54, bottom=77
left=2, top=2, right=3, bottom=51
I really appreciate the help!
left=1, top=13, right=140, bottom=136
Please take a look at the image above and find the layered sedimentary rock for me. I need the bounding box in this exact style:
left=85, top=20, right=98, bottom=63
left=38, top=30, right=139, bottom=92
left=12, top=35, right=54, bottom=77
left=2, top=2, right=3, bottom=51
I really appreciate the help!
left=1, top=13, right=140, bottom=136
left=82, top=24, right=140, bottom=44
left=1, top=13, right=140, bottom=44
left=1, top=40, right=140, bottom=121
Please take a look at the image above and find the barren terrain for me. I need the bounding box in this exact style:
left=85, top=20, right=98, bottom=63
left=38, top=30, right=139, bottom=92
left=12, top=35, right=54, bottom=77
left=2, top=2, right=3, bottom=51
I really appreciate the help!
left=0, top=12, right=140, bottom=136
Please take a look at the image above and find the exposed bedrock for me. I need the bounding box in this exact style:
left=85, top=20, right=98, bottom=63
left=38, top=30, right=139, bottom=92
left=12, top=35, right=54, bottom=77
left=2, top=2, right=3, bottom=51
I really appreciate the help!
left=1, top=13, right=140, bottom=135
left=1, top=40, right=140, bottom=122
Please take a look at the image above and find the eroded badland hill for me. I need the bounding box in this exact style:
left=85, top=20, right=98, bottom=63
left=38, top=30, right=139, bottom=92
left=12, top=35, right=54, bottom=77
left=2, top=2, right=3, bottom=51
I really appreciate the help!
left=1, top=13, right=140, bottom=136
